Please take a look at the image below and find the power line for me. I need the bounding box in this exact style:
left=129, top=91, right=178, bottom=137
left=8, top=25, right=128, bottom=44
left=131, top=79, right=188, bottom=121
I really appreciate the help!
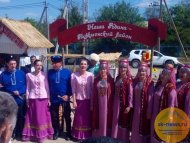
left=48, top=3, right=61, bottom=11
left=0, top=1, right=63, bottom=13
left=0, top=2, right=44, bottom=10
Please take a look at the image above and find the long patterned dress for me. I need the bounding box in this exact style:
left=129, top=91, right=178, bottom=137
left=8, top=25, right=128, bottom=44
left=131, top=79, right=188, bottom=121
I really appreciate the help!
left=111, top=76, right=133, bottom=143
left=177, top=81, right=190, bottom=117
left=22, top=72, right=54, bottom=142
left=131, top=77, right=154, bottom=143
left=150, top=83, right=178, bottom=143
left=177, top=81, right=190, bottom=141
left=92, top=75, right=114, bottom=137
left=71, top=72, right=94, bottom=140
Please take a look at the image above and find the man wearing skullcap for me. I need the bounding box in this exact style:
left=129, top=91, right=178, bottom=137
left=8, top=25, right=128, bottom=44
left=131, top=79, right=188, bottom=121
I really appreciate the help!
left=0, top=56, right=26, bottom=140
left=48, top=55, right=72, bottom=140
left=88, top=53, right=100, bottom=77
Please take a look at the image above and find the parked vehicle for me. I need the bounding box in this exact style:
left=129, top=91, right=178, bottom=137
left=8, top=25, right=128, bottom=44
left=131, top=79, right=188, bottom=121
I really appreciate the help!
left=128, top=49, right=180, bottom=68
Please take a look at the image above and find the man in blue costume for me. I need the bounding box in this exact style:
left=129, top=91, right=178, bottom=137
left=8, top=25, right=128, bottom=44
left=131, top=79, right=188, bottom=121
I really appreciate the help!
left=0, top=56, right=26, bottom=140
left=48, top=55, right=72, bottom=140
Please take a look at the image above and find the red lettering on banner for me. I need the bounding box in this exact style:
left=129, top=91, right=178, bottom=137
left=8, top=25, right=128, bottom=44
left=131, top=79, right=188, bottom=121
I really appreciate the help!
left=0, top=23, right=24, bottom=48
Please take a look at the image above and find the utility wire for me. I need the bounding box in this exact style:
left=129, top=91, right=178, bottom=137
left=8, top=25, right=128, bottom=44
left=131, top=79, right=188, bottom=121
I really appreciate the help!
left=48, top=3, right=61, bottom=11
left=0, top=1, right=63, bottom=12
left=0, top=2, right=44, bottom=10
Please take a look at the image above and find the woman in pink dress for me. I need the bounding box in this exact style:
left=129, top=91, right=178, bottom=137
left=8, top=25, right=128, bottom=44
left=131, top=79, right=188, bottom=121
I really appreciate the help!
left=131, top=63, right=154, bottom=143
left=92, top=60, right=114, bottom=137
left=111, top=58, right=133, bottom=143
left=71, top=58, right=94, bottom=140
left=22, top=60, right=54, bottom=143
left=150, top=66, right=177, bottom=143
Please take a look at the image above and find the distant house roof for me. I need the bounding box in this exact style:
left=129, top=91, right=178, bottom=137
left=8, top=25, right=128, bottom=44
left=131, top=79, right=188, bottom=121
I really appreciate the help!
left=0, top=18, right=54, bottom=48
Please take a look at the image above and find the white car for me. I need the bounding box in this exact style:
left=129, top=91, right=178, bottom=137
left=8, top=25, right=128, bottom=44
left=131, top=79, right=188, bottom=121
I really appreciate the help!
left=128, top=49, right=180, bottom=68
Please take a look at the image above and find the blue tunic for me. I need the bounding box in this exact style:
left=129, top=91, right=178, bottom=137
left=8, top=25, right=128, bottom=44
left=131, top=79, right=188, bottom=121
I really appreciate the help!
left=0, top=69, right=26, bottom=105
left=48, top=68, right=72, bottom=104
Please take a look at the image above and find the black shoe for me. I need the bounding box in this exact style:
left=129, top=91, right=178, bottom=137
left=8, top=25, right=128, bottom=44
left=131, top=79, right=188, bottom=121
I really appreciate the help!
left=58, top=131, right=64, bottom=137
left=65, top=134, right=73, bottom=141
left=53, top=132, right=59, bottom=140
left=16, top=134, right=22, bottom=141
left=72, top=138, right=80, bottom=142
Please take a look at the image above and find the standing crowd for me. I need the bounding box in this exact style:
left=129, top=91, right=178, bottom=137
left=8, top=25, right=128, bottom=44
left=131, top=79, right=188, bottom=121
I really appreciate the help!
left=0, top=53, right=189, bottom=143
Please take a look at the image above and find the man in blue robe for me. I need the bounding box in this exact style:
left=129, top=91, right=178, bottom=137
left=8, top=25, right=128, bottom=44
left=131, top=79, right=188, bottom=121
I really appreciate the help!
left=48, top=55, right=72, bottom=140
left=0, top=56, right=26, bottom=139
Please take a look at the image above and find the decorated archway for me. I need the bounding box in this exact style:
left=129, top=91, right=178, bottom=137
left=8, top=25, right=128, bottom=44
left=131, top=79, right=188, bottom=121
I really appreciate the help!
left=50, top=18, right=167, bottom=47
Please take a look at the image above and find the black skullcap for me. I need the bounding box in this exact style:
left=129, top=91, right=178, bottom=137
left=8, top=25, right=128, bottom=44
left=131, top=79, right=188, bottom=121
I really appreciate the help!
left=5, top=55, right=16, bottom=63
left=51, top=55, right=63, bottom=63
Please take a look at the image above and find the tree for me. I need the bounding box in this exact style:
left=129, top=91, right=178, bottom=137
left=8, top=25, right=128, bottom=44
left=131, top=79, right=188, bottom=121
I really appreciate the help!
left=24, top=17, right=38, bottom=27
left=91, top=1, right=143, bottom=54
left=143, top=2, right=190, bottom=57
left=143, top=6, right=160, bottom=20
left=67, top=5, right=83, bottom=53
left=95, top=1, right=142, bottom=25
left=68, top=5, right=83, bottom=28
left=56, top=5, right=83, bottom=54
left=163, top=3, right=190, bottom=46
left=181, top=0, right=190, bottom=5
left=24, top=17, right=47, bottom=37
left=57, top=5, right=83, bottom=28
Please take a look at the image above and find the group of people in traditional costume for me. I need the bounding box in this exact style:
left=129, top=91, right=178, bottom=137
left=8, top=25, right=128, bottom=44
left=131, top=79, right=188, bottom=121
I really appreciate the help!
left=0, top=53, right=189, bottom=143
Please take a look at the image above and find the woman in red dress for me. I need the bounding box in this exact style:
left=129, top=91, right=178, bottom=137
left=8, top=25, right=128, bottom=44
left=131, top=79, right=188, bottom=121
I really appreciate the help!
left=111, top=58, right=133, bottom=143
left=92, top=60, right=114, bottom=137
left=131, top=63, right=154, bottom=143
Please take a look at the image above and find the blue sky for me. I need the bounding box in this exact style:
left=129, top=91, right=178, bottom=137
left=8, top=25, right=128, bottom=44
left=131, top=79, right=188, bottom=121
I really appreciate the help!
left=0, top=0, right=181, bottom=22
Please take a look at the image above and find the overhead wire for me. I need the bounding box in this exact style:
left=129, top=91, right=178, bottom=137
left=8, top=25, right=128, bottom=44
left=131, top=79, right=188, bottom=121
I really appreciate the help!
left=0, top=1, right=63, bottom=13
left=48, top=3, right=61, bottom=11
left=0, top=2, right=44, bottom=10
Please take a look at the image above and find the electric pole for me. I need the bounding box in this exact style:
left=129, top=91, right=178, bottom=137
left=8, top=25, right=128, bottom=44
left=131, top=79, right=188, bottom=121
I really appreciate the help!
left=163, top=0, right=188, bottom=59
left=158, top=0, right=162, bottom=52
left=54, top=0, right=69, bottom=55
left=38, top=1, right=49, bottom=39
left=83, top=0, right=88, bottom=24
left=65, top=0, right=69, bottom=55
left=82, top=0, right=88, bottom=55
